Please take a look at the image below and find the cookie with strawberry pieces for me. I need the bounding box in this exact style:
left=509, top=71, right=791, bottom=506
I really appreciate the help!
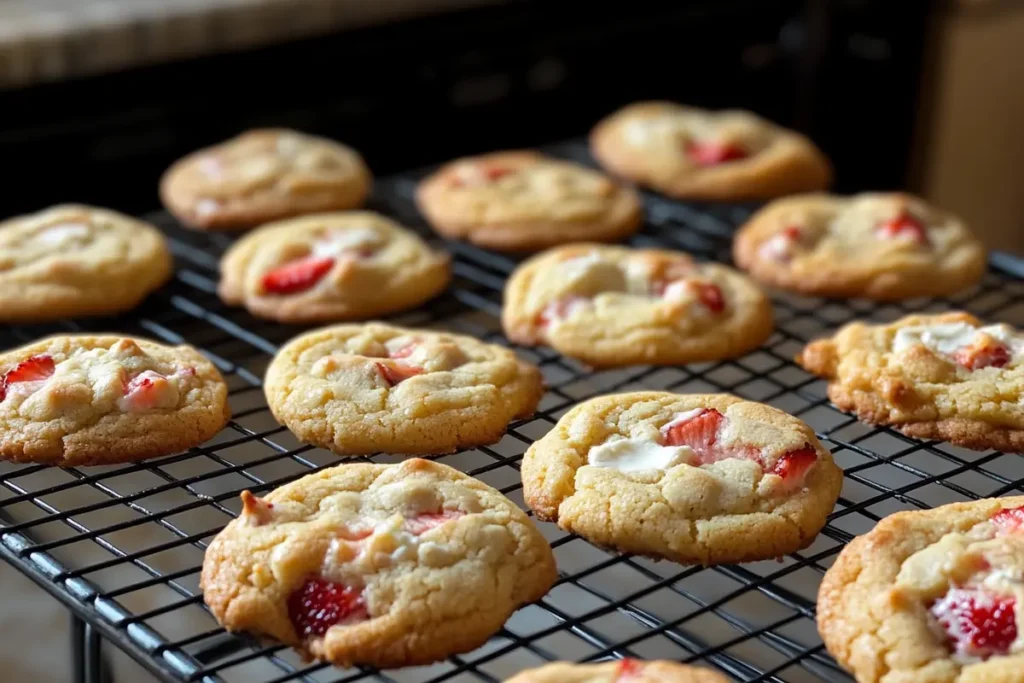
left=502, top=244, right=773, bottom=367
left=0, top=204, right=172, bottom=322
left=218, top=211, right=450, bottom=324
left=415, top=151, right=643, bottom=252
left=200, top=458, right=557, bottom=668
left=797, top=312, right=1024, bottom=452
left=160, top=128, right=371, bottom=231
left=819, top=496, right=1024, bottom=682
left=733, top=193, right=986, bottom=300
left=264, top=323, right=543, bottom=455
left=505, top=659, right=728, bottom=683
left=0, top=335, right=229, bottom=466
left=521, top=392, right=842, bottom=565
left=590, top=102, right=832, bottom=201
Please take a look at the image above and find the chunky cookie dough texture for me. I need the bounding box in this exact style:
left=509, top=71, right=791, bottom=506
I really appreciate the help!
left=264, top=323, right=544, bottom=455
left=798, top=312, right=1024, bottom=452
left=819, top=496, right=1024, bottom=683
left=0, top=335, right=229, bottom=466
left=416, top=150, right=643, bottom=252
left=590, top=101, right=832, bottom=201
left=522, top=392, right=843, bottom=565
left=503, top=244, right=774, bottom=367
left=160, top=128, right=371, bottom=230
left=201, top=459, right=557, bottom=668
left=0, top=204, right=172, bottom=322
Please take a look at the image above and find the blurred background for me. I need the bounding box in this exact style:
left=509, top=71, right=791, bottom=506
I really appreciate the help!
left=0, top=0, right=1020, bottom=680
left=0, top=0, right=1020, bottom=253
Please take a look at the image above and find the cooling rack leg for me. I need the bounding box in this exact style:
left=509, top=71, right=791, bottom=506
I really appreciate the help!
left=70, top=615, right=113, bottom=683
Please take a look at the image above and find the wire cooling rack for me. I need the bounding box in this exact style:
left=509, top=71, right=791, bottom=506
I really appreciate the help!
left=1, top=139, right=1022, bottom=683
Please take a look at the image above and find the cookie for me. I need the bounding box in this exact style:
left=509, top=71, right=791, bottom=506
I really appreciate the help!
left=0, top=335, right=230, bottom=466
left=521, top=392, right=843, bottom=565
left=0, top=204, right=172, bottom=323
left=504, top=659, right=728, bottom=683
left=733, top=193, right=987, bottom=300
left=797, top=312, right=1024, bottom=452
left=264, top=323, right=543, bottom=455
left=818, top=496, right=1024, bottom=682
left=502, top=244, right=774, bottom=367
left=590, top=101, right=832, bottom=201
left=201, top=458, right=557, bottom=667
left=218, top=212, right=450, bottom=324
left=415, top=151, right=643, bottom=252
left=159, top=129, right=371, bottom=231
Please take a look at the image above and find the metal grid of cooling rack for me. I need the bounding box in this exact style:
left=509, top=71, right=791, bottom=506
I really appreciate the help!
left=1, top=139, right=1022, bottom=683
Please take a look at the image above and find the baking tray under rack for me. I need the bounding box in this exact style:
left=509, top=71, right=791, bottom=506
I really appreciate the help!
left=1, top=140, right=1022, bottom=683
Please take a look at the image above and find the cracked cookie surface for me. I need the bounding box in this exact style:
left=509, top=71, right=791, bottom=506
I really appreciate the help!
left=160, top=128, right=371, bottom=231
left=504, top=659, right=728, bottom=683
left=797, top=312, right=1024, bottom=452
left=415, top=151, right=643, bottom=252
left=0, top=204, right=172, bottom=322
left=264, top=323, right=544, bottom=455
left=502, top=244, right=774, bottom=367
left=521, top=392, right=842, bottom=565
left=200, top=458, right=557, bottom=667
left=219, top=212, right=450, bottom=323
left=590, top=102, right=831, bottom=201
left=734, top=193, right=986, bottom=300
left=0, top=335, right=230, bottom=466
left=818, top=497, right=1024, bottom=683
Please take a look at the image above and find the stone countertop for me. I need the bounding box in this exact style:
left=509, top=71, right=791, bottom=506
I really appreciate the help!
left=0, top=0, right=500, bottom=90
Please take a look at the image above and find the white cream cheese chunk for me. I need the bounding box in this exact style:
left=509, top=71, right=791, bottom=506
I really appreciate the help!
left=893, top=322, right=1023, bottom=357
left=587, top=436, right=695, bottom=473
left=312, top=228, right=382, bottom=258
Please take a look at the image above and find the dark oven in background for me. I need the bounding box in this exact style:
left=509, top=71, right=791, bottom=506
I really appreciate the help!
left=0, top=0, right=934, bottom=216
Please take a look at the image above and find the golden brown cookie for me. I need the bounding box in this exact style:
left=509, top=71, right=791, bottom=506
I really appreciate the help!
left=201, top=458, right=557, bottom=668
left=218, top=212, right=450, bottom=324
left=590, top=101, right=831, bottom=201
left=797, top=312, right=1024, bottom=452
left=504, top=659, right=728, bottom=683
left=0, top=335, right=230, bottom=466
left=502, top=244, right=774, bottom=367
left=818, top=497, right=1024, bottom=683
left=733, top=193, right=987, bottom=300
left=415, top=151, right=643, bottom=252
left=0, top=204, right=172, bottom=323
left=264, top=323, right=543, bottom=455
left=522, top=392, right=843, bottom=565
left=159, top=128, right=371, bottom=231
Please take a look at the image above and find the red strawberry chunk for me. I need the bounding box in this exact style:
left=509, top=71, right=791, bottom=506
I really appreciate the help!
left=953, top=341, right=1011, bottom=371
left=5, top=354, right=55, bottom=385
left=992, top=505, right=1024, bottom=534
left=261, top=256, right=335, bottom=295
left=287, top=577, right=368, bottom=638
left=693, top=282, right=725, bottom=314
left=662, top=408, right=724, bottom=462
left=930, top=588, right=1017, bottom=659
left=770, top=446, right=818, bottom=483
left=0, top=354, right=56, bottom=402
left=120, top=370, right=175, bottom=410
left=405, top=510, right=465, bottom=535
left=375, top=361, right=423, bottom=386
left=876, top=212, right=929, bottom=245
left=389, top=342, right=418, bottom=360
left=615, top=658, right=645, bottom=680
left=688, top=141, right=748, bottom=166
left=453, top=164, right=515, bottom=187
left=535, top=296, right=588, bottom=328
